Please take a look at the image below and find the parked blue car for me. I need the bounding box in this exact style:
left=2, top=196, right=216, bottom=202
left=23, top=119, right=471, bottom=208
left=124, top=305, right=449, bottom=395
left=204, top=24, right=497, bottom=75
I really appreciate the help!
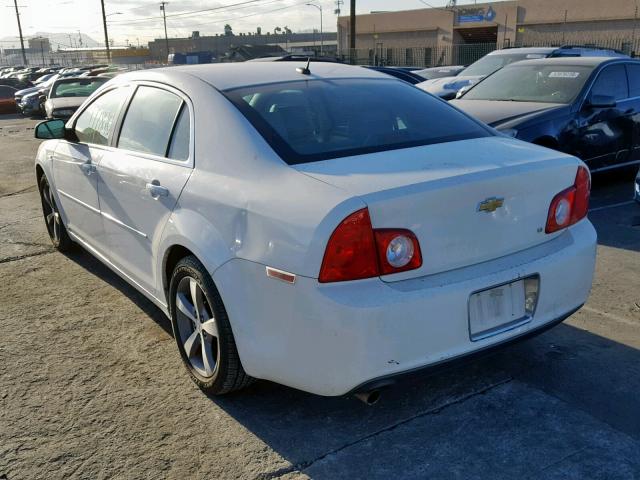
left=418, top=45, right=629, bottom=100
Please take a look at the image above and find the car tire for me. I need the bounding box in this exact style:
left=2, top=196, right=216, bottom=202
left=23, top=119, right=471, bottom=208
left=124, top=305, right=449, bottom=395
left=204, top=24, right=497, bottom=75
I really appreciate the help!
left=169, top=255, right=254, bottom=395
left=38, top=174, right=73, bottom=252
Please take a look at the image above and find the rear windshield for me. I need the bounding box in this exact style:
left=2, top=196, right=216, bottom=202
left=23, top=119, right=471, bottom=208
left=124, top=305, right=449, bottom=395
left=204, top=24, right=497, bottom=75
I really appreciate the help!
left=51, top=79, right=107, bottom=98
left=223, top=78, right=491, bottom=164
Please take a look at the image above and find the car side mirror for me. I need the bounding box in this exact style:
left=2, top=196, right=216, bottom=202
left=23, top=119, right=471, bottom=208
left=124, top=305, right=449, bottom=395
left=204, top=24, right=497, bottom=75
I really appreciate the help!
left=586, top=94, right=616, bottom=109
left=35, top=119, right=76, bottom=141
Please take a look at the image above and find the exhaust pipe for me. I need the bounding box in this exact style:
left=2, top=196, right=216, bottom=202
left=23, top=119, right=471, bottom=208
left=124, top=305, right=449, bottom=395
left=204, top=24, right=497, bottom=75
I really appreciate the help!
left=354, top=389, right=381, bottom=406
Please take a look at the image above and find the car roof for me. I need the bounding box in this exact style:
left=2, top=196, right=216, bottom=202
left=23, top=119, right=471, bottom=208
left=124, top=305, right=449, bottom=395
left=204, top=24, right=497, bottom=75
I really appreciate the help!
left=115, top=62, right=390, bottom=91
left=488, top=47, right=557, bottom=56
left=52, top=76, right=109, bottom=84
left=506, top=56, right=639, bottom=68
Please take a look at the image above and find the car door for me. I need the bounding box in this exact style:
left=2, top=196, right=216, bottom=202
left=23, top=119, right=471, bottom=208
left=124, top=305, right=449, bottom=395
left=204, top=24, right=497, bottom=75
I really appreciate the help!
left=624, top=63, right=640, bottom=166
left=51, top=86, right=131, bottom=248
left=96, top=84, right=193, bottom=299
left=572, top=64, right=632, bottom=170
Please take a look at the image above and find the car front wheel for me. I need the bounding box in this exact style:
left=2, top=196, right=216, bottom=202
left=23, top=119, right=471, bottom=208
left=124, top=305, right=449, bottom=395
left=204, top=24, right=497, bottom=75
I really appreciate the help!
left=39, top=174, right=73, bottom=251
left=169, top=255, right=254, bottom=394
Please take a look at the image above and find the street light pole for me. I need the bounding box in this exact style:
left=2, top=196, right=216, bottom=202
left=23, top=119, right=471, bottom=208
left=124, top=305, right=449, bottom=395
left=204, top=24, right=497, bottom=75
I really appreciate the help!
left=100, top=0, right=112, bottom=63
left=306, top=3, right=323, bottom=56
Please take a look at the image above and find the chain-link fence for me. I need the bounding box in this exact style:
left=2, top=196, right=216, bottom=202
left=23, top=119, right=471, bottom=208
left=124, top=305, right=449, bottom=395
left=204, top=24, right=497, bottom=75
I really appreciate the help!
left=339, top=37, right=640, bottom=68
left=0, top=50, right=152, bottom=69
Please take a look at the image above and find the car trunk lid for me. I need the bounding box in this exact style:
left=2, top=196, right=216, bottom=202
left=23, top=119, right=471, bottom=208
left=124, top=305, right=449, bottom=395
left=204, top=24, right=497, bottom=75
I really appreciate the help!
left=295, top=137, right=581, bottom=281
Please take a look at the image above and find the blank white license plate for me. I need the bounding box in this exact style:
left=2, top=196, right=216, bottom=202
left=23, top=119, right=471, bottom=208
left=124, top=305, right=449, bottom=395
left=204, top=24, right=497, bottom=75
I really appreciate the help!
left=469, top=280, right=530, bottom=341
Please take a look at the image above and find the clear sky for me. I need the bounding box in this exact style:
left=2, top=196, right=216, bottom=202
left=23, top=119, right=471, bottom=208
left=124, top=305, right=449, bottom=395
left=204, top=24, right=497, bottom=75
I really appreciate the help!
left=0, top=0, right=489, bottom=48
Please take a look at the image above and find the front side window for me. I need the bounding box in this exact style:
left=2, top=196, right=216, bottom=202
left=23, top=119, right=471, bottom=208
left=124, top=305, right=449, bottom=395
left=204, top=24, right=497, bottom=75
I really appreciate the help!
left=626, top=64, right=640, bottom=97
left=75, top=87, right=130, bottom=146
left=118, top=86, right=184, bottom=157
left=224, top=78, right=490, bottom=164
left=463, top=64, right=594, bottom=104
left=591, top=65, right=629, bottom=101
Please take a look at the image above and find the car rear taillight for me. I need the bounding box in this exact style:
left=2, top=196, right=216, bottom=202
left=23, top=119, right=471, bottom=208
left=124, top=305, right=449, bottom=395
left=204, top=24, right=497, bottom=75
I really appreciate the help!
left=545, top=166, right=590, bottom=234
left=374, top=230, right=422, bottom=275
left=319, top=208, right=422, bottom=283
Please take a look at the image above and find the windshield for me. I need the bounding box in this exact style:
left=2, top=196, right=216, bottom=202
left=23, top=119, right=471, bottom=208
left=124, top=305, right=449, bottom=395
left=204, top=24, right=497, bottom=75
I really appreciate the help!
left=463, top=64, right=593, bottom=103
left=418, top=67, right=464, bottom=80
left=224, top=78, right=490, bottom=165
left=462, top=52, right=549, bottom=77
left=51, top=79, right=107, bottom=98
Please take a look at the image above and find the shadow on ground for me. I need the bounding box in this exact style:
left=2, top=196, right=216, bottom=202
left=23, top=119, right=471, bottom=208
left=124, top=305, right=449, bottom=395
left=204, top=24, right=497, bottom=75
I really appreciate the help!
left=64, top=243, right=640, bottom=478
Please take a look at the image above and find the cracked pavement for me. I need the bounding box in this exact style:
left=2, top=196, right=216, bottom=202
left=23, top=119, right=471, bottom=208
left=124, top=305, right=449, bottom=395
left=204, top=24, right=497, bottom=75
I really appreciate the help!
left=0, top=114, right=639, bottom=479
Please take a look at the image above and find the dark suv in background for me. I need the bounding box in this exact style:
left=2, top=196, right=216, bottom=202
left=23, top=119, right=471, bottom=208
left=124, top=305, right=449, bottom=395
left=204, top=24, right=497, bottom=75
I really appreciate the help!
left=452, top=57, right=640, bottom=173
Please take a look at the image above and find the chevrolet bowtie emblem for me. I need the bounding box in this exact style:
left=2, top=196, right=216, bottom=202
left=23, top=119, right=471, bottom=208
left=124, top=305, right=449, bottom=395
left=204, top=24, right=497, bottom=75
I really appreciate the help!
left=477, top=197, right=505, bottom=213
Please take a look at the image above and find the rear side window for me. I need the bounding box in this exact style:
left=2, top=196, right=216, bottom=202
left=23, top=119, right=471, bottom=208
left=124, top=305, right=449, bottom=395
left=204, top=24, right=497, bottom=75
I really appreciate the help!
left=167, top=104, right=190, bottom=160
left=224, top=78, right=490, bottom=164
left=626, top=64, right=640, bottom=97
left=75, top=87, right=130, bottom=146
left=118, top=86, right=184, bottom=157
left=591, top=65, right=628, bottom=100
left=0, top=86, right=16, bottom=97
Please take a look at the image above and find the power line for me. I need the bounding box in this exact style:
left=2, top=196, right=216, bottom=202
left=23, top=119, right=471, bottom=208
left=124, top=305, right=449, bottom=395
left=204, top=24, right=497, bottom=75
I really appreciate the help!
left=181, top=0, right=313, bottom=30
left=108, top=0, right=282, bottom=25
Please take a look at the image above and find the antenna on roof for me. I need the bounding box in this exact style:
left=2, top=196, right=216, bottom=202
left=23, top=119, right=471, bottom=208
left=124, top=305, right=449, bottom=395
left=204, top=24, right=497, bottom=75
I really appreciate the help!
left=296, top=57, right=311, bottom=75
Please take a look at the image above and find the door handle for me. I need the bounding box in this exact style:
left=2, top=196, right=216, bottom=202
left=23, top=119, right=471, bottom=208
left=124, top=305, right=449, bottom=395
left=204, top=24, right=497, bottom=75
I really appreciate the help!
left=146, top=182, right=169, bottom=198
left=80, top=162, right=96, bottom=175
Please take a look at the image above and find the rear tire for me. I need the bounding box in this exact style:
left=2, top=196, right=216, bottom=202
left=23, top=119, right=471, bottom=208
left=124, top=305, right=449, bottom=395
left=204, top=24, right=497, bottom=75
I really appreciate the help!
left=39, top=174, right=73, bottom=252
left=169, top=255, right=254, bottom=395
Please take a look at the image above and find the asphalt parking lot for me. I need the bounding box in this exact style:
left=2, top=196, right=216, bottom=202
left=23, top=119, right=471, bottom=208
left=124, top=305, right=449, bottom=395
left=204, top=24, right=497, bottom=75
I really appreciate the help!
left=1, top=113, right=639, bottom=480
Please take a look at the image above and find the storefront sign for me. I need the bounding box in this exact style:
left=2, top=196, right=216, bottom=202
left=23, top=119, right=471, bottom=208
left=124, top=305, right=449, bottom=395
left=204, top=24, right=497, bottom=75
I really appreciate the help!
left=457, top=6, right=497, bottom=23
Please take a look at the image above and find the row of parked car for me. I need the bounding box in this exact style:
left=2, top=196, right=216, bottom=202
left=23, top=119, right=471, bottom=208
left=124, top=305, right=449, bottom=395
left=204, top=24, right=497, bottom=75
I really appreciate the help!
left=0, top=64, right=122, bottom=118
left=367, top=46, right=639, bottom=178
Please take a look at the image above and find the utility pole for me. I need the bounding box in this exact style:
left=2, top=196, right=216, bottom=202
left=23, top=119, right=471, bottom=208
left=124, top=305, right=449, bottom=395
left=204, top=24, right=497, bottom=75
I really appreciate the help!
left=40, top=39, right=45, bottom=65
left=160, top=2, right=170, bottom=63
left=349, top=0, right=355, bottom=63
left=100, top=0, right=112, bottom=63
left=12, top=0, right=27, bottom=65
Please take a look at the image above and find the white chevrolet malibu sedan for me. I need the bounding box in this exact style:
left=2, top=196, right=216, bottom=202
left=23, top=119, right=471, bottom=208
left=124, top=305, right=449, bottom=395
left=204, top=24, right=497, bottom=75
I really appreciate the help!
left=34, top=62, right=596, bottom=399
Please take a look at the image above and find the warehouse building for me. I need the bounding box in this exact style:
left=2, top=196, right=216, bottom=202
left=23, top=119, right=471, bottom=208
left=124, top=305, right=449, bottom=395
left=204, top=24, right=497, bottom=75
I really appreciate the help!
left=148, top=31, right=337, bottom=62
left=338, top=0, right=640, bottom=66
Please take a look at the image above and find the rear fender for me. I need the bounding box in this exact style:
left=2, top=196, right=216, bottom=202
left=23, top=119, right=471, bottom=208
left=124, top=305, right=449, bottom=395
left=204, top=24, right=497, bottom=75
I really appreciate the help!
left=156, top=207, right=233, bottom=303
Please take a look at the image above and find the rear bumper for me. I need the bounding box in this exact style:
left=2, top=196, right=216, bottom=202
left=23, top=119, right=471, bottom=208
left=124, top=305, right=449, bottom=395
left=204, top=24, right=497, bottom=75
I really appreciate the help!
left=214, top=220, right=597, bottom=396
left=350, top=305, right=580, bottom=394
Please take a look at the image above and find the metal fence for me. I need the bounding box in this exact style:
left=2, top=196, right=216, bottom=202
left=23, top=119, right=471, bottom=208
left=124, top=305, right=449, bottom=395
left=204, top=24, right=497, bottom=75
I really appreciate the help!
left=340, top=37, right=640, bottom=68
left=0, top=50, right=153, bottom=69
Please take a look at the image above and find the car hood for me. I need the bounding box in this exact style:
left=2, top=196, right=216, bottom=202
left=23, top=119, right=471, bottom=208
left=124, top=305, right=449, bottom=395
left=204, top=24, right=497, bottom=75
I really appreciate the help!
left=46, top=97, right=87, bottom=109
left=15, top=86, right=38, bottom=97
left=22, top=91, right=41, bottom=101
left=450, top=100, right=565, bottom=127
left=417, top=75, right=484, bottom=97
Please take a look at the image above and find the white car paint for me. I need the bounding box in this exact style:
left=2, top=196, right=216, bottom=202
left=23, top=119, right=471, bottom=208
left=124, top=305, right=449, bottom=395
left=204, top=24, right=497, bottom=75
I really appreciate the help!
left=35, top=62, right=597, bottom=396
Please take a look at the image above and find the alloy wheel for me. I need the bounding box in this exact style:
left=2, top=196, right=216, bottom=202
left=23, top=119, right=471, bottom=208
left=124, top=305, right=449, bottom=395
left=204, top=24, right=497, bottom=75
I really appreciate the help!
left=175, top=276, right=220, bottom=378
left=41, top=178, right=61, bottom=244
